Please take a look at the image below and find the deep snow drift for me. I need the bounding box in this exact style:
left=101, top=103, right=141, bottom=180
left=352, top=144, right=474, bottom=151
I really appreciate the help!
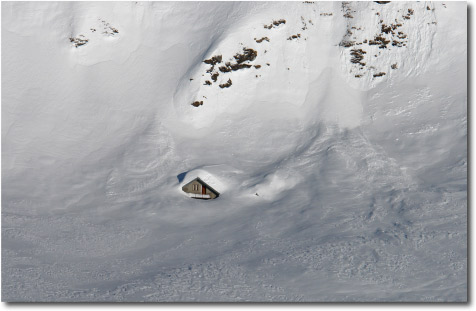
left=2, top=1, right=467, bottom=302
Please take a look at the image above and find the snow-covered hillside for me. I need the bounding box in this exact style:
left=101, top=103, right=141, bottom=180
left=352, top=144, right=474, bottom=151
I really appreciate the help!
left=2, top=1, right=467, bottom=302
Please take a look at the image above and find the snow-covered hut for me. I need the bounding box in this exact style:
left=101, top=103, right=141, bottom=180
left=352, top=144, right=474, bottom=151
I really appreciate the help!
left=182, top=177, right=220, bottom=199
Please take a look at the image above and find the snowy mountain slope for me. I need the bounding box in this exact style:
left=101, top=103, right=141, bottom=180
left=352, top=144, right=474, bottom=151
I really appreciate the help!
left=2, top=1, right=467, bottom=302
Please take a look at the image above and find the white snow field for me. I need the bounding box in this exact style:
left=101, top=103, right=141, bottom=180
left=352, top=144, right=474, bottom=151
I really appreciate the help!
left=2, top=1, right=467, bottom=302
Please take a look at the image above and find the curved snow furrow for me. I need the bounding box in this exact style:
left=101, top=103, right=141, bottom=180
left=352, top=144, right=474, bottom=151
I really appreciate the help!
left=105, top=129, right=177, bottom=204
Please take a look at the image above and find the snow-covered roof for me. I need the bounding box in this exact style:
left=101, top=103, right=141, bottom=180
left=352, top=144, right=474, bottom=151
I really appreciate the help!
left=180, top=169, right=223, bottom=193
left=184, top=177, right=220, bottom=196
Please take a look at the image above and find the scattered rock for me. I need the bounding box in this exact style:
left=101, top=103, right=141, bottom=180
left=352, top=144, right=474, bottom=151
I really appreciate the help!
left=203, top=55, right=223, bottom=66
left=219, top=64, right=232, bottom=73
left=381, top=24, right=392, bottom=34
left=373, top=72, right=386, bottom=77
left=273, top=19, right=286, bottom=26
left=255, top=37, right=270, bottom=43
left=231, top=63, right=253, bottom=70
left=301, top=16, right=308, bottom=30
left=397, top=32, right=407, bottom=39
left=340, top=40, right=355, bottom=48
left=264, top=19, right=286, bottom=29
left=350, top=48, right=367, bottom=66
left=392, top=40, right=404, bottom=47
left=191, top=101, right=203, bottom=107
left=69, top=35, right=89, bottom=48
left=342, top=2, right=355, bottom=19
left=369, top=35, right=391, bottom=49
left=287, top=34, right=301, bottom=40
left=99, top=20, right=119, bottom=36
left=234, top=48, right=257, bottom=64
left=219, top=62, right=252, bottom=72
left=403, top=8, right=414, bottom=19
left=219, top=79, right=232, bottom=88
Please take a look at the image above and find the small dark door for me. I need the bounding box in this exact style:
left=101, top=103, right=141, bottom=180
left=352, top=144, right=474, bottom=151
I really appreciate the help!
left=202, top=185, right=206, bottom=195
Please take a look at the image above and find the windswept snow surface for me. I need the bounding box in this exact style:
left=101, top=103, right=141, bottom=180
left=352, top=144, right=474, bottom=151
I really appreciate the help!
left=2, top=1, right=467, bottom=302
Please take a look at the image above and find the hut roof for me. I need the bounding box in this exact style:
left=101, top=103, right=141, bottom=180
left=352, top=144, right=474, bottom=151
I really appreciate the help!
left=185, top=177, right=220, bottom=196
